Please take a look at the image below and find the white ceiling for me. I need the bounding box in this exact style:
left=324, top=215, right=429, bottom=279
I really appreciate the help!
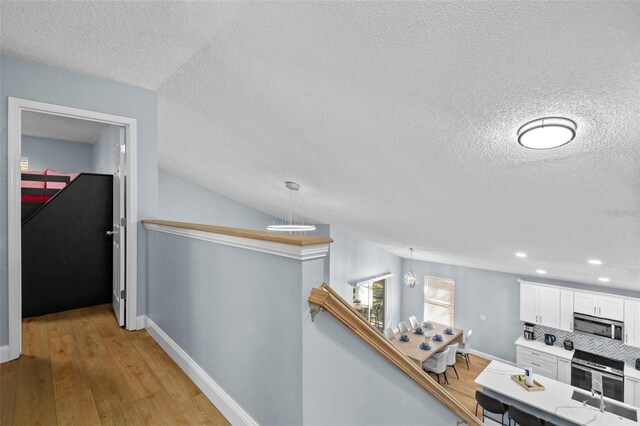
left=22, top=111, right=111, bottom=144
left=2, top=1, right=639, bottom=291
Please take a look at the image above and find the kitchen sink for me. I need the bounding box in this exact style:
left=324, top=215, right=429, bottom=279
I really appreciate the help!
left=571, top=391, right=638, bottom=422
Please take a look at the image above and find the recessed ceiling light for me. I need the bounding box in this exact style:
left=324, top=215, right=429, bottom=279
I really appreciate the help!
left=536, top=269, right=546, bottom=274
left=588, top=259, right=602, bottom=265
left=516, top=252, right=527, bottom=258
left=517, top=117, right=577, bottom=150
left=598, top=277, right=610, bottom=283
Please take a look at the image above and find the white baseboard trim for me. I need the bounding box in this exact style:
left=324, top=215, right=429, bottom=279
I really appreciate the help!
left=471, top=349, right=517, bottom=366
left=0, top=345, right=9, bottom=363
left=144, top=317, right=258, bottom=426
left=136, top=315, right=146, bottom=330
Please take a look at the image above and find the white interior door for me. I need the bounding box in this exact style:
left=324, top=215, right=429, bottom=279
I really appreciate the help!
left=110, top=127, right=126, bottom=326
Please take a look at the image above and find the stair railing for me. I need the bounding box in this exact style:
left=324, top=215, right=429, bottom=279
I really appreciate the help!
left=308, top=283, right=482, bottom=426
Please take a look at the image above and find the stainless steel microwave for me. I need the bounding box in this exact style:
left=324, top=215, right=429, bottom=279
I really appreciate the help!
left=573, top=312, right=624, bottom=341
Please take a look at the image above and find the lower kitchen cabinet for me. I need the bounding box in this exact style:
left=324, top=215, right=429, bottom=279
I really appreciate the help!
left=557, top=357, right=571, bottom=384
left=516, top=346, right=558, bottom=380
left=625, top=376, right=640, bottom=408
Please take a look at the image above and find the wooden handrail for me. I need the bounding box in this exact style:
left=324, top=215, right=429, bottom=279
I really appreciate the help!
left=142, top=220, right=333, bottom=246
left=308, top=284, right=482, bottom=426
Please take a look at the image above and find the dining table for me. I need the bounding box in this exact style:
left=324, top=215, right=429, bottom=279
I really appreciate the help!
left=390, top=321, right=464, bottom=366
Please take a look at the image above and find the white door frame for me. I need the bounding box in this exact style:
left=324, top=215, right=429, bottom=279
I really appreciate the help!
left=6, top=97, right=139, bottom=361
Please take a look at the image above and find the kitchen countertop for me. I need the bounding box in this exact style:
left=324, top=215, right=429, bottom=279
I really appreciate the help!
left=476, top=360, right=639, bottom=426
left=626, top=364, right=640, bottom=380
left=515, top=336, right=575, bottom=360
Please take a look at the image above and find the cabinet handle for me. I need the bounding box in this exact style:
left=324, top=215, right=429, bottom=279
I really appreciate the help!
left=570, top=322, right=572, bottom=331
left=531, top=362, right=540, bottom=367
left=531, top=352, right=540, bottom=357
left=594, top=306, right=596, bottom=315
left=626, top=334, right=628, bottom=343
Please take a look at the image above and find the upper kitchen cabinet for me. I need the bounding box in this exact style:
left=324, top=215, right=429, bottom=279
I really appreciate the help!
left=520, top=282, right=560, bottom=329
left=574, top=291, right=624, bottom=320
left=559, top=289, right=574, bottom=332
left=625, top=299, right=640, bottom=348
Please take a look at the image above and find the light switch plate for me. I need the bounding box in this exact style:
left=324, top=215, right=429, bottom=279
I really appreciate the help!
left=480, top=315, right=486, bottom=320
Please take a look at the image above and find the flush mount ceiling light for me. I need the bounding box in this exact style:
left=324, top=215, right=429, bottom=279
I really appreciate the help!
left=516, top=252, right=527, bottom=258
left=267, top=181, right=316, bottom=233
left=536, top=269, right=546, bottom=274
left=517, top=117, right=577, bottom=150
left=588, top=259, right=603, bottom=265
left=404, top=248, right=418, bottom=288
left=598, top=277, right=610, bottom=283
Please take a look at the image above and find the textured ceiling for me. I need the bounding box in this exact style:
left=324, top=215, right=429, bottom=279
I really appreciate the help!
left=2, top=1, right=639, bottom=290
left=22, top=111, right=110, bottom=144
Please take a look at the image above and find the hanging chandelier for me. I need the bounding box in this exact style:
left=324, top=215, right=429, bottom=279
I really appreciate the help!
left=404, top=248, right=417, bottom=288
left=267, top=181, right=316, bottom=233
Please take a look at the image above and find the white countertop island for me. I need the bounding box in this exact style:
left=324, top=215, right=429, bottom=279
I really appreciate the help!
left=475, top=360, right=639, bottom=426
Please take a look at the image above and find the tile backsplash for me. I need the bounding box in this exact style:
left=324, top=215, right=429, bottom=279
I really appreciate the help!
left=531, top=323, right=640, bottom=364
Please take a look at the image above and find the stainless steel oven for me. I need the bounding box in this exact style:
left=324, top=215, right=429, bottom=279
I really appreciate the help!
left=573, top=312, right=623, bottom=341
left=571, top=349, right=625, bottom=402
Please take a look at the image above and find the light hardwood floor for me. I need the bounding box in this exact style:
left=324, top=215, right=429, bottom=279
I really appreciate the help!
left=0, top=304, right=230, bottom=426
left=436, top=353, right=491, bottom=420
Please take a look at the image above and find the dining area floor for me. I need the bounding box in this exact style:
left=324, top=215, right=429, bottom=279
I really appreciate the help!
left=442, top=353, right=491, bottom=420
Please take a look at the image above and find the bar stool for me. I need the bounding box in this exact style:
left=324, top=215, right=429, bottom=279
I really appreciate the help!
left=508, top=405, right=544, bottom=426
left=475, top=391, right=509, bottom=425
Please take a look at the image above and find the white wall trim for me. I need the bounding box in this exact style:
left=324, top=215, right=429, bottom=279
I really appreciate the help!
left=144, top=317, right=258, bottom=426
left=471, top=349, right=517, bottom=366
left=6, top=97, right=139, bottom=362
left=136, top=315, right=146, bottom=330
left=349, top=272, right=393, bottom=287
left=0, top=346, right=8, bottom=363
left=143, top=222, right=329, bottom=261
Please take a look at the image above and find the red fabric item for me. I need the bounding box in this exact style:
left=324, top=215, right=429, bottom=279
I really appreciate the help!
left=22, top=194, right=53, bottom=203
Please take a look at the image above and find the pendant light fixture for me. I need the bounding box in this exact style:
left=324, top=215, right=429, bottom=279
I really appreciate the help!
left=404, top=248, right=417, bottom=288
left=267, top=181, right=316, bottom=233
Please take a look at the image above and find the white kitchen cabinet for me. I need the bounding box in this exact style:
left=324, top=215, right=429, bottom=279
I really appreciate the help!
left=559, top=289, right=574, bottom=332
left=624, top=376, right=640, bottom=408
left=516, top=346, right=558, bottom=380
left=520, top=283, right=560, bottom=328
left=538, top=287, right=560, bottom=328
left=557, top=358, right=571, bottom=384
left=573, top=291, right=623, bottom=320
left=520, top=283, right=539, bottom=323
left=624, top=299, right=640, bottom=348
left=574, top=292, right=598, bottom=316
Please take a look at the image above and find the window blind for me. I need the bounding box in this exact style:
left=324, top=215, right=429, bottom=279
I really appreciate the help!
left=425, top=277, right=455, bottom=326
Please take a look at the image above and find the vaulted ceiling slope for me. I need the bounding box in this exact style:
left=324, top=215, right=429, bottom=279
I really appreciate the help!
left=2, top=1, right=639, bottom=290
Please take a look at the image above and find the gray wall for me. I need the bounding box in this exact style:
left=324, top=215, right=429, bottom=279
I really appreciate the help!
left=158, top=168, right=275, bottom=229
left=92, top=125, right=119, bottom=175
left=329, top=226, right=403, bottom=330
left=22, top=136, right=94, bottom=172
left=146, top=229, right=460, bottom=425
left=302, top=242, right=459, bottom=425
left=400, top=258, right=640, bottom=363
left=147, top=230, right=303, bottom=425
left=0, top=55, right=157, bottom=344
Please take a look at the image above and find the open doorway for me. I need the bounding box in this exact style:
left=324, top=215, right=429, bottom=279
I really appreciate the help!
left=6, top=98, right=138, bottom=361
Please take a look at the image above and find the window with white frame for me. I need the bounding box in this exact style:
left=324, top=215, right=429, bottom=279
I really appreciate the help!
left=424, top=276, right=455, bottom=326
